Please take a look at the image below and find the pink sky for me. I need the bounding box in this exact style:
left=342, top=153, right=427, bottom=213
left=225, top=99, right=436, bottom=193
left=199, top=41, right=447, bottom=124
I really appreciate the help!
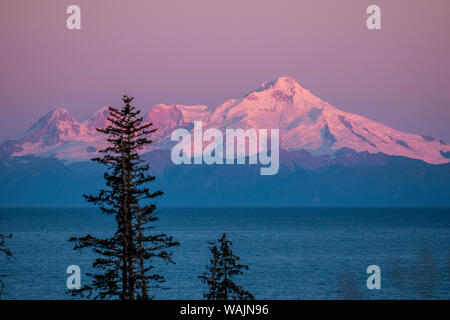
left=0, top=0, right=449, bottom=141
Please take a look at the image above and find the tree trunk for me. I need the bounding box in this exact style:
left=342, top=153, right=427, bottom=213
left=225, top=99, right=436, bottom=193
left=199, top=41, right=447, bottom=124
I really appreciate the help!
left=120, top=135, right=129, bottom=300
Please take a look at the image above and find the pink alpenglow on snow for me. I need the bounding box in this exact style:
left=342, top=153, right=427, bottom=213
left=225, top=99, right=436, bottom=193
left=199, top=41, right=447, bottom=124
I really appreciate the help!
left=1, top=77, right=449, bottom=165
left=170, top=121, right=280, bottom=176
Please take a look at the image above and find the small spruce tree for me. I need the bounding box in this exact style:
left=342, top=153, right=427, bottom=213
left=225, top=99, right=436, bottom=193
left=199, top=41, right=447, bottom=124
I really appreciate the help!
left=69, top=96, right=179, bottom=300
left=199, top=233, right=254, bottom=300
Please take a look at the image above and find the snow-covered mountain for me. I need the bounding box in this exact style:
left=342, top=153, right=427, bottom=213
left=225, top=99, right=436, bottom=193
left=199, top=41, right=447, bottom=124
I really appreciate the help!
left=207, top=77, right=450, bottom=164
left=1, top=76, right=449, bottom=164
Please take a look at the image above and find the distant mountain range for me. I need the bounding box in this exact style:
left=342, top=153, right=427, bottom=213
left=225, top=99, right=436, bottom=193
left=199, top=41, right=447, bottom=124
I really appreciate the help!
left=1, top=77, right=449, bottom=206
left=1, top=76, right=449, bottom=164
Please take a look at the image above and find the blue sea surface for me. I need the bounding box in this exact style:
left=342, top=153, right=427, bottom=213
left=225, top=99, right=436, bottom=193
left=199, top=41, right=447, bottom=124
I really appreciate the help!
left=0, top=207, right=449, bottom=300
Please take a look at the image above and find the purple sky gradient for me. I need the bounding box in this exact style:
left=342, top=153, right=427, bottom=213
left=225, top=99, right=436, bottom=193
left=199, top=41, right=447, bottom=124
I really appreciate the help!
left=1, top=0, right=449, bottom=141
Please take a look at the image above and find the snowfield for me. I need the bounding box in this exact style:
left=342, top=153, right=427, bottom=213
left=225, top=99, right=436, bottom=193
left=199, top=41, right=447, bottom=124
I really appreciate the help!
left=1, top=76, right=449, bottom=164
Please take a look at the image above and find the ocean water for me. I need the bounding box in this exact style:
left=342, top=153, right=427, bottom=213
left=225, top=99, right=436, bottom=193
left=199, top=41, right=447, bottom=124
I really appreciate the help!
left=0, top=207, right=449, bottom=300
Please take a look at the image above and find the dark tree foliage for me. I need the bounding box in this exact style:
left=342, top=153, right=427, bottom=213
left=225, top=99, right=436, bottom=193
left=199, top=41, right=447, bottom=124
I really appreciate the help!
left=0, top=218, right=13, bottom=299
left=199, top=233, right=254, bottom=300
left=69, top=96, right=179, bottom=300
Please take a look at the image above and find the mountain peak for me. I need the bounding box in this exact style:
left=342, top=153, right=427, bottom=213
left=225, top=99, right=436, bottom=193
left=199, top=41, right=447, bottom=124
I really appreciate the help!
left=243, top=76, right=314, bottom=104
left=258, top=76, right=309, bottom=93
left=26, top=107, right=75, bottom=133
left=53, top=107, right=69, bottom=113
left=84, top=106, right=111, bottom=134
left=92, top=105, right=110, bottom=115
left=47, top=107, right=71, bottom=119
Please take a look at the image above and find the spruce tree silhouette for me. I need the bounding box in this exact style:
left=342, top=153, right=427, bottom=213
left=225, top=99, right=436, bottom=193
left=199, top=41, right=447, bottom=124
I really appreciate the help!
left=200, top=233, right=254, bottom=300
left=69, top=96, right=179, bottom=300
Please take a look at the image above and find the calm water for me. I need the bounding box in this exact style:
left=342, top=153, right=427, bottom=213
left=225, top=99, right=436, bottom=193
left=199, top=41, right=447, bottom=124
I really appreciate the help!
left=0, top=207, right=449, bottom=300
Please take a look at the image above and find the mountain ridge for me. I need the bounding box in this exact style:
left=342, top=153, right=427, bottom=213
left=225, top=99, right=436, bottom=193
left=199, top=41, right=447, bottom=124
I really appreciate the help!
left=1, top=76, right=449, bottom=164
left=1, top=149, right=449, bottom=206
